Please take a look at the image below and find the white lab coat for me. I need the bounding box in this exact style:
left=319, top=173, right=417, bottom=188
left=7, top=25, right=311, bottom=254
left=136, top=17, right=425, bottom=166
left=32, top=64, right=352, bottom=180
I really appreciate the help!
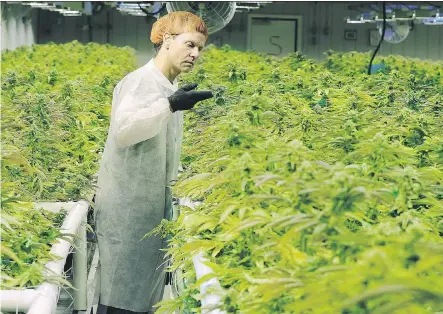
left=95, top=59, right=183, bottom=312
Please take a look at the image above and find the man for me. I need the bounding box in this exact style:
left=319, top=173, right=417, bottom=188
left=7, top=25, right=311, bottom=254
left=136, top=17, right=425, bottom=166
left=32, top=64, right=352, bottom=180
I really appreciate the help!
left=95, top=11, right=213, bottom=314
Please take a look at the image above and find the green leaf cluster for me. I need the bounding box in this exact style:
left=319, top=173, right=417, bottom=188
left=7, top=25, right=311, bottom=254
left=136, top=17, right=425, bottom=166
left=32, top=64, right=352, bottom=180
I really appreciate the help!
left=156, top=46, right=443, bottom=314
left=1, top=41, right=136, bottom=201
left=1, top=198, right=67, bottom=289
left=1, top=41, right=136, bottom=288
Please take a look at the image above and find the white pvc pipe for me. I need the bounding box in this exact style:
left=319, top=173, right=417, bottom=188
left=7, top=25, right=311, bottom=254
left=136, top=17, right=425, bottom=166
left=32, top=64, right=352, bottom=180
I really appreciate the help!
left=27, top=200, right=88, bottom=314
left=192, top=252, right=226, bottom=314
left=0, top=201, right=88, bottom=313
left=73, top=211, right=88, bottom=311
left=34, top=201, right=79, bottom=213
left=0, top=289, right=37, bottom=312
left=86, top=248, right=100, bottom=311
left=176, top=198, right=226, bottom=314
left=26, top=282, right=59, bottom=314
left=178, top=197, right=202, bottom=209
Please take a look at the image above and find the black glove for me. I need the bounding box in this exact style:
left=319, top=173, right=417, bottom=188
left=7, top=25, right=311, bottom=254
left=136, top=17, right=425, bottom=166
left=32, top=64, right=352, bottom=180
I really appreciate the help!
left=168, top=83, right=213, bottom=112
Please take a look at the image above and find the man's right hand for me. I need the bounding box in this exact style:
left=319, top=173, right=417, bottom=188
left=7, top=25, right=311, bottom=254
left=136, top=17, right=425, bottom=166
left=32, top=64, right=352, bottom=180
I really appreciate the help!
left=168, top=83, right=213, bottom=112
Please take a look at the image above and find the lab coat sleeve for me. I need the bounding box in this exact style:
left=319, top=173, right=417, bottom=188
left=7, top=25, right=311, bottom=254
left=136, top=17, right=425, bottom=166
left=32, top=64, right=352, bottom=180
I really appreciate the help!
left=114, top=88, right=172, bottom=149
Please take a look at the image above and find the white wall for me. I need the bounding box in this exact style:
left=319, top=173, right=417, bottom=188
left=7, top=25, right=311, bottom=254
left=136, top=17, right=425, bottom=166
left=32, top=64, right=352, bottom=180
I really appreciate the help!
left=1, top=3, right=38, bottom=51
left=34, top=2, right=443, bottom=64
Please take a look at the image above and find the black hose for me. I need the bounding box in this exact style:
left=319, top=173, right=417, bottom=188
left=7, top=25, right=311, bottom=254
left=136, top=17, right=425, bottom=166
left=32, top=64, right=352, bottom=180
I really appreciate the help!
left=138, top=2, right=166, bottom=15
left=88, top=15, right=92, bottom=42
left=106, top=11, right=110, bottom=43
left=368, top=1, right=387, bottom=75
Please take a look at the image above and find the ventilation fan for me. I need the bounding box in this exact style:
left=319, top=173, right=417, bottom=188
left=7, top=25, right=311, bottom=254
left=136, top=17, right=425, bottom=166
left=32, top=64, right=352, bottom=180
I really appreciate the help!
left=378, top=21, right=410, bottom=44
left=166, top=1, right=236, bottom=34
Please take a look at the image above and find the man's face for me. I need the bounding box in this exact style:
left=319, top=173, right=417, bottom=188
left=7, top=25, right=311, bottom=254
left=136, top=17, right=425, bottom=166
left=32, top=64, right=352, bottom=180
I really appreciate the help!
left=167, top=32, right=206, bottom=73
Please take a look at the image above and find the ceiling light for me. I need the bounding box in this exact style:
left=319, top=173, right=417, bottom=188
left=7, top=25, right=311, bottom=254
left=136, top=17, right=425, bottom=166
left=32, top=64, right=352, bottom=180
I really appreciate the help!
left=63, top=12, right=82, bottom=16
left=128, top=11, right=147, bottom=16
left=117, top=3, right=150, bottom=9
left=237, top=1, right=272, bottom=4
left=60, top=9, right=82, bottom=16
left=117, top=8, right=142, bottom=12
left=346, top=17, right=366, bottom=24
left=423, top=16, right=443, bottom=25
left=27, top=2, right=55, bottom=9
left=235, top=5, right=260, bottom=10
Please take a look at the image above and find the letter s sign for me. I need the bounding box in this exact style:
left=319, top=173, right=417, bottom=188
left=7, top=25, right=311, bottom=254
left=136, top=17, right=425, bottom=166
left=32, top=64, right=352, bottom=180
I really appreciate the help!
left=269, top=36, right=283, bottom=56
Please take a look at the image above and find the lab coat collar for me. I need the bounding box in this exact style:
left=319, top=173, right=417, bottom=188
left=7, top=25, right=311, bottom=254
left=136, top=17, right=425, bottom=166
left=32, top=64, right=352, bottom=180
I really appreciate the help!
left=146, top=59, right=178, bottom=92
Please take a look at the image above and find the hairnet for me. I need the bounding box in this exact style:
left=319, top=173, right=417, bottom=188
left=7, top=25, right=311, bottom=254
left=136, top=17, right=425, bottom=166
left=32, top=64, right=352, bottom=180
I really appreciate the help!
left=150, top=11, right=208, bottom=45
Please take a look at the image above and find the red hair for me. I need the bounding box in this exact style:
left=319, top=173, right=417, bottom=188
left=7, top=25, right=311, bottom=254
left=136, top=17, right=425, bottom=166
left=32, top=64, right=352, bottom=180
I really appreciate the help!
left=150, top=11, right=208, bottom=44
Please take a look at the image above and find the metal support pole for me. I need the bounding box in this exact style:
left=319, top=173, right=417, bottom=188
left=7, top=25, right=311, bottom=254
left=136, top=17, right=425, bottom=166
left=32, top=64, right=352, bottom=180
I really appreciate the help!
left=73, top=211, right=88, bottom=311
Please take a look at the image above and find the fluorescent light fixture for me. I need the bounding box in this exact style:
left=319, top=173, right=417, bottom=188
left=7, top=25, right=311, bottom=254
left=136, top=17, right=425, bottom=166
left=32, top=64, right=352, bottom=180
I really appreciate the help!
left=117, top=3, right=150, bottom=9
left=128, top=12, right=147, bottom=16
left=423, top=17, right=443, bottom=24
left=118, top=10, right=143, bottom=15
left=118, top=3, right=142, bottom=8
left=27, top=2, right=46, bottom=6
left=372, top=18, right=396, bottom=22
left=27, top=2, right=55, bottom=9
left=62, top=9, right=81, bottom=13
left=236, top=5, right=260, bottom=10
left=237, top=1, right=272, bottom=4
left=63, top=12, right=82, bottom=16
left=346, top=20, right=366, bottom=24
left=346, top=17, right=366, bottom=24
left=345, top=4, right=441, bottom=24
left=48, top=7, right=65, bottom=12
left=117, top=8, right=143, bottom=12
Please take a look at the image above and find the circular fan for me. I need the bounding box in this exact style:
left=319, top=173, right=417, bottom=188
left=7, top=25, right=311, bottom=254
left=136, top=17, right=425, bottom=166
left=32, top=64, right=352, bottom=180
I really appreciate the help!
left=379, top=21, right=410, bottom=44
left=166, top=1, right=236, bottom=34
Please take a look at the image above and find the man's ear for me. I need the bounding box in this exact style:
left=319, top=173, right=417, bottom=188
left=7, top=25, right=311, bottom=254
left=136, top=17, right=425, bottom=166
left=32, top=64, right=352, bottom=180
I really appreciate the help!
left=163, top=33, right=172, bottom=49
